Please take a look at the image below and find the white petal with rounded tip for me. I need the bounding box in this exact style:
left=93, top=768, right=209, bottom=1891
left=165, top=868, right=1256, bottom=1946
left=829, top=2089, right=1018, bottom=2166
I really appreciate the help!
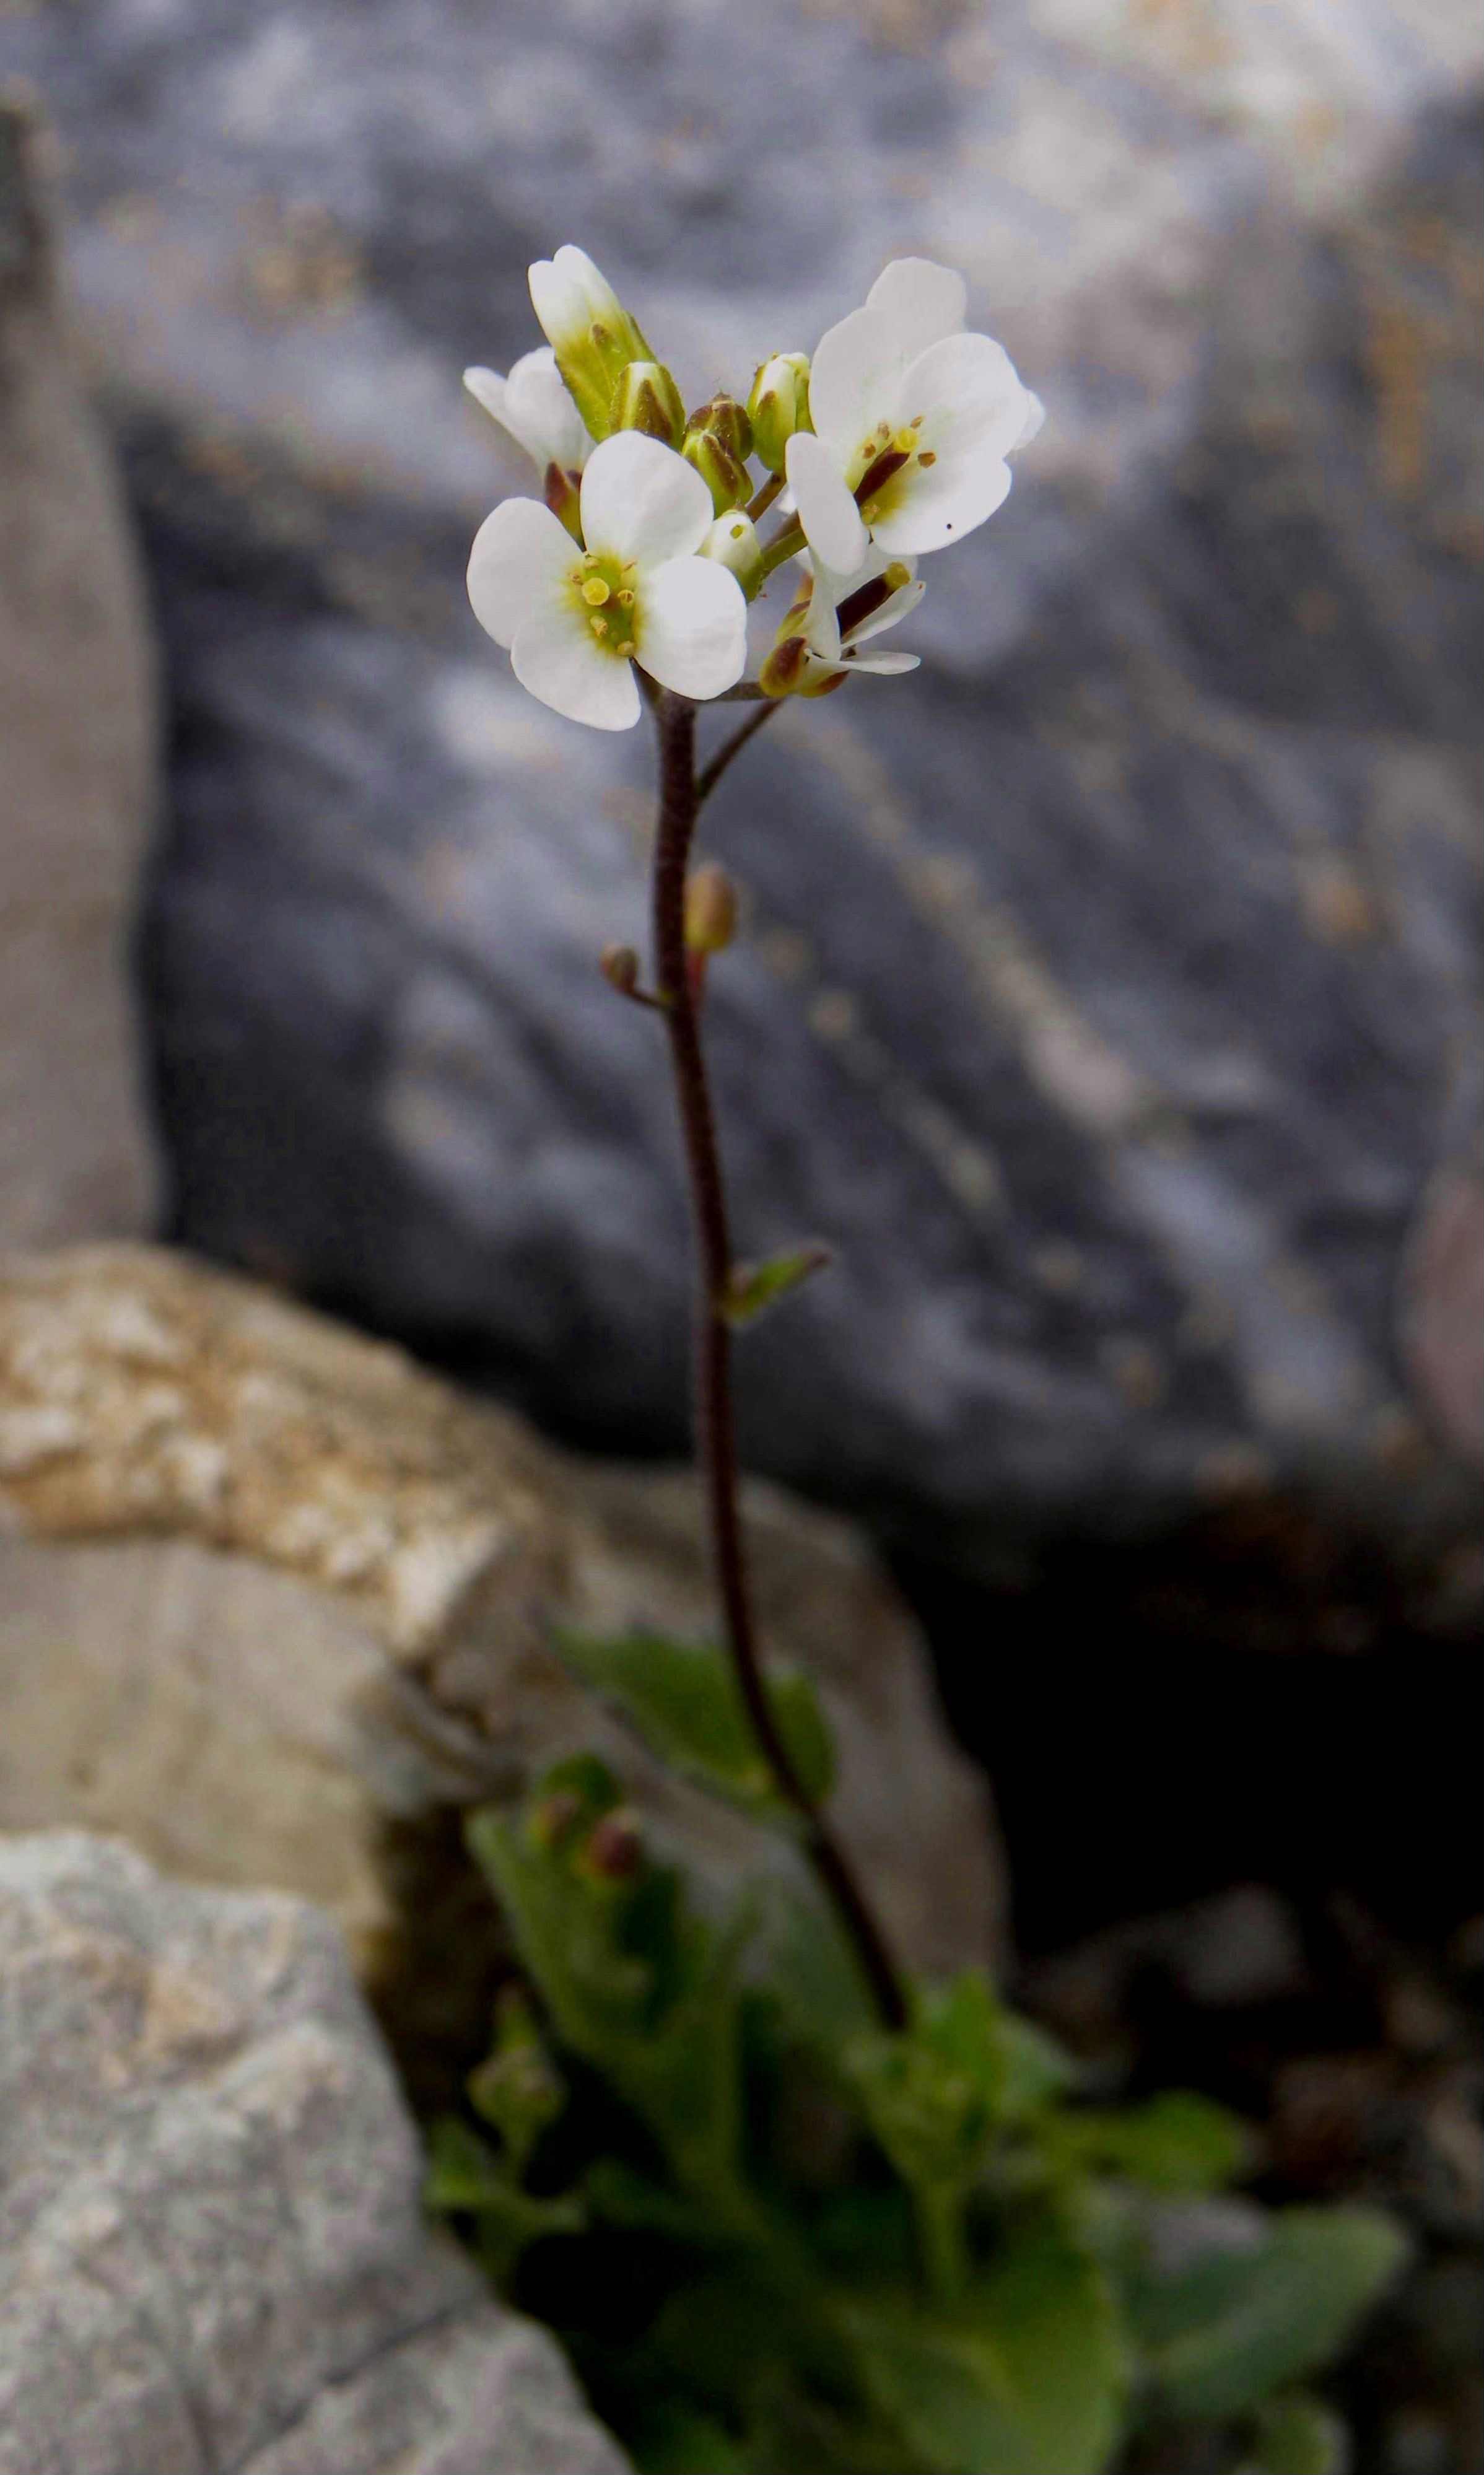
left=551, top=243, right=621, bottom=321
left=638, top=557, right=748, bottom=699
left=1011, top=389, right=1045, bottom=452
left=786, top=431, right=868, bottom=574
left=848, top=575, right=925, bottom=645
left=502, top=346, right=590, bottom=470
left=580, top=431, right=712, bottom=569
left=844, top=649, right=920, bottom=674
left=464, top=365, right=510, bottom=424
left=467, top=496, right=575, bottom=649
left=894, top=330, right=1031, bottom=465
left=806, top=303, right=899, bottom=459
left=870, top=452, right=1013, bottom=556
left=866, top=258, right=967, bottom=362
left=511, top=603, right=640, bottom=729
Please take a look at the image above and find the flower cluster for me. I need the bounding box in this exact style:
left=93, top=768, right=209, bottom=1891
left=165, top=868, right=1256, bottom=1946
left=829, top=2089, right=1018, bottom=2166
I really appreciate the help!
left=465, top=245, right=1042, bottom=732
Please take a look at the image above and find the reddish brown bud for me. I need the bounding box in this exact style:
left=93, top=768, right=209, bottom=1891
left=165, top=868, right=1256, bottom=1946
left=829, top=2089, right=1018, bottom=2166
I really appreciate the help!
left=583, top=1808, right=643, bottom=1880
left=600, top=943, right=640, bottom=995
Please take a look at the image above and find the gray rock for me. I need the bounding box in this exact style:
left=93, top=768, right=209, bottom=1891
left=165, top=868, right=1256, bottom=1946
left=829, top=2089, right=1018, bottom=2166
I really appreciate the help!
left=6, top=2, right=1483, bottom=1578
left=0, top=1244, right=1004, bottom=2099
left=0, top=1829, right=630, bottom=2474
left=0, top=100, right=159, bottom=1250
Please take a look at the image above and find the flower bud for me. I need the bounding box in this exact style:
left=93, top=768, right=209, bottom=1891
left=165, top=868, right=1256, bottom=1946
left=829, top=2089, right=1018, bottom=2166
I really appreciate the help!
left=688, top=395, right=753, bottom=463
left=685, top=865, right=738, bottom=955
left=759, top=633, right=808, bottom=698
left=609, top=359, right=686, bottom=450
left=683, top=427, right=750, bottom=517
left=748, top=352, right=811, bottom=473
left=699, top=510, right=763, bottom=598
left=528, top=245, right=655, bottom=442
left=528, top=1789, right=583, bottom=1851
left=582, top=1808, right=644, bottom=1882
left=600, top=943, right=640, bottom=997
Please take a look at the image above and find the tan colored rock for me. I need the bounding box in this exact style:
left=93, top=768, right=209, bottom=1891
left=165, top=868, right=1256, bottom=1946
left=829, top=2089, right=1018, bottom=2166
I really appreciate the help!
left=0, top=102, right=159, bottom=1247
left=0, top=1244, right=1003, bottom=2085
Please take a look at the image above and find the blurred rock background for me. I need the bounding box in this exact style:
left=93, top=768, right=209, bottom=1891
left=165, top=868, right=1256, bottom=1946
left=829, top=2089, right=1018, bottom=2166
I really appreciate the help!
left=1, top=1, right=1482, bottom=2464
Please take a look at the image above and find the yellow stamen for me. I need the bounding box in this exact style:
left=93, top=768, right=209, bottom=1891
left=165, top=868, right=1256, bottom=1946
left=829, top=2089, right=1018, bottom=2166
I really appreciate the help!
left=590, top=615, right=609, bottom=637
left=860, top=499, right=880, bottom=524
left=614, top=639, right=635, bottom=657
left=616, top=587, right=635, bottom=607
left=582, top=577, right=611, bottom=606
left=919, top=449, right=937, bottom=467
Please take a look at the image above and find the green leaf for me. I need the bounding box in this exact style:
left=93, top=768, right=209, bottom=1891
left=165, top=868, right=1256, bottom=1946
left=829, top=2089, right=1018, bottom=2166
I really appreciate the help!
left=720, top=1244, right=833, bottom=1327
left=836, top=2223, right=1128, bottom=2475
left=1240, top=2393, right=1352, bottom=2475
left=422, top=2117, right=583, bottom=2276
left=466, top=1984, right=566, bottom=2178
left=1132, top=2204, right=1408, bottom=2418
left=1058, top=2092, right=1250, bottom=2194
left=466, top=1791, right=758, bottom=2214
left=554, top=1628, right=835, bottom=1817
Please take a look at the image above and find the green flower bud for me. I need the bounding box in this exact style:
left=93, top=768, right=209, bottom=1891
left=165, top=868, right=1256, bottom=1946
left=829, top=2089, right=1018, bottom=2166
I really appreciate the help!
left=609, top=359, right=686, bottom=449
left=687, top=395, right=753, bottom=463
left=683, top=426, right=750, bottom=516
left=748, top=352, right=811, bottom=473
left=528, top=246, right=656, bottom=442
left=698, top=510, right=764, bottom=598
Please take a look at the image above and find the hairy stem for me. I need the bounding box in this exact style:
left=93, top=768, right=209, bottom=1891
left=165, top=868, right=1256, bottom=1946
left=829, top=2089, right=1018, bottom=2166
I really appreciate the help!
left=650, top=691, right=907, bottom=2032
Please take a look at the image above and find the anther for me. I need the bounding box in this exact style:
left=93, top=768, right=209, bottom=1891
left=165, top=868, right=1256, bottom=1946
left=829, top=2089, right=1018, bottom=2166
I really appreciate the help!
left=616, top=587, right=635, bottom=607
left=919, top=450, right=937, bottom=466
left=590, top=615, right=609, bottom=637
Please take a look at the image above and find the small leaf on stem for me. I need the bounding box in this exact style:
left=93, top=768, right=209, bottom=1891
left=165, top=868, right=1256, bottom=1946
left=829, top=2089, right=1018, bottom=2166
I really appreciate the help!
left=721, top=1244, right=834, bottom=1327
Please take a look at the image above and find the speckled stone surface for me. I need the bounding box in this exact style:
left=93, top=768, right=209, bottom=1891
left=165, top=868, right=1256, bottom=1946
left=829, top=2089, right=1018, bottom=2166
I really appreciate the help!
left=0, top=1830, right=631, bottom=2474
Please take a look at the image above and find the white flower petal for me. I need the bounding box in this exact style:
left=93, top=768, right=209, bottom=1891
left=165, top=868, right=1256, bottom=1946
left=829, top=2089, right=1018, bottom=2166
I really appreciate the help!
left=806, top=303, right=900, bottom=459
left=786, top=431, right=868, bottom=574
left=1011, top=389, right=1045, bottom=452
left=503, top=346, right=590, bottom=471
left=870, top=452, right=1013, bottom=557
left=467, top=496, right=575, bottom=649
left=511, top=603, right=640, bottom=730
left=849, top=575, right=925, bottom=645
left=895, top=330, right=1032, bottom=465
left=579, top=430, right=713, bottom=569
left=529, top=244, right=624, bottom=350
left=801, top=561, right=843, bottom=664
left=844, top=649, right=920, bottom=674
left=465, top=365, right=512, bottom=425
left=865, top=258, right=967, bottom=361
left=638, top=557, right=748, bottom=700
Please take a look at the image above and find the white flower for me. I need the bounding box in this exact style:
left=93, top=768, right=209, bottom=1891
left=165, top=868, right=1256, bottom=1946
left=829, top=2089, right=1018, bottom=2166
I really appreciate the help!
left=798, top=546, right=923, bottom=684
left=526, top=245, right=652, bottom=441
left=463, top=347, right=591, bottom=475
left=467, top=429, right=748, bottom=730
left=785, top=258, right=1042, bottom=575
